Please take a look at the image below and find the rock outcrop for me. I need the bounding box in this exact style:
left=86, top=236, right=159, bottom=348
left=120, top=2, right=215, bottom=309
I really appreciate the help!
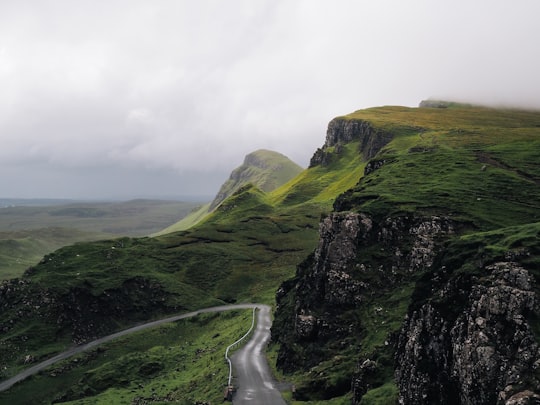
left=273, top=211, right=454, bottom=399
left=309, top=118, right=393, bottom=167
left=395, top=261, right=540, bottom=405
left=274, top=206, right=540, bottom=403
left=0, top=274, right=177, bottom=370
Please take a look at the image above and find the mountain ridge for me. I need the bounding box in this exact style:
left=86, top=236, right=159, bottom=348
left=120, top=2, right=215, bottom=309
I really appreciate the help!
left=155, top=149, right=303, bottom=234
left=272, top=103, right=540, bottom=404
left=1, top=102, right=539, bottom=404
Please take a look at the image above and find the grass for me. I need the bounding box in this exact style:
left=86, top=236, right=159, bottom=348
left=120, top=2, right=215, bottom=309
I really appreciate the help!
left=0, top=147, right=357, bottom=379
left=157, top=149, right=304, bottom=234
left=360, top=382, right=398, bottom=404
left=0, top=228, right=109, bottom=280
left=271, top=104, right=540, bottom=403
left=0, top=309, right=255, bottom=405
left=1, top=103, right=539, bottom=403
left=0, top=200, right=202, bottom=279
left=153, top=202, right=212, bottom=235
left=335, top=107, right=540, bottom=230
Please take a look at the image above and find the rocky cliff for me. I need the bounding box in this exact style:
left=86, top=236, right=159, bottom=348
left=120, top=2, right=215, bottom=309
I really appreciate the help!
left=309, top=118, right=393, bottom=167
left=395, top=258, right=540, bottom=405
left=273, top=210, right=455, bottom=400
left=272, top=106, right=540, bottom=404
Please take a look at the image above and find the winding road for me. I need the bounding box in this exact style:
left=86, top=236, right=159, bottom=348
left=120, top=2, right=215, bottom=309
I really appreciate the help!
left=0, top=303, right=286, bottom=404
left=230, top=305, right=287, bottom=404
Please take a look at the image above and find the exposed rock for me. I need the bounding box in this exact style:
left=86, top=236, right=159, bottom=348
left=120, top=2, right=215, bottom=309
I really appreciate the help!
left=309, top=118, right=393, bottom=167
left=351, top=359, right=379, bottom=400
left=273, top=212, right=454, bottom=385
left=0, top=275, right=179, bottom=368
left=364, top=159, right=387, bottom=175
left=395, top=262, right=540, bottom=404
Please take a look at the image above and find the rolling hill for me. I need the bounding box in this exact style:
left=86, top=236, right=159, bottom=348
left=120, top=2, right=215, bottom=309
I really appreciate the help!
left=1, top=102, right=539, bottom=404
left=0, top=199, right=201, bottom=280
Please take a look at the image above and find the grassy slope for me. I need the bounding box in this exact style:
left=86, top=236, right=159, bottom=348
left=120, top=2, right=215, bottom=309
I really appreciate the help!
left=156, top=149, right=304, bottom=235
left=0, top=141, right=364, bottom=393
left=0, top=200, right=200, bottom=279
left=0, top=228, right=108, bottom=280
left=0, top=310, right=254, bottom=405
left=336, top=105, right=540, bottom=228
left=153, top=202, right=211, bottom=235
left=2, top=104, right=539, bottom=403
left=276, top=105, right=540, bottom=403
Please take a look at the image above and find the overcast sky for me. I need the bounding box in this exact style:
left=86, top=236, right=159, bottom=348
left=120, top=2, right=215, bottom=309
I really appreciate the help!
left=1, top=0, right=539, bottom=200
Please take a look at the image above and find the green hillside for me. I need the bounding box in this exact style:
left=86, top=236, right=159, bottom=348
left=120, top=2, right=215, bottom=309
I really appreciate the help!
left=156, top=149, right=303, bottom=234
left=0, top=199, right=200, bottom=279
left=334, top=104, right=540, bottom=226
left=0, top=138, right=361, bottom=398
left=1, top=103, right=539, bottom=403
left=272, top=104, right=540, bottom=403
left=0, top=228, right=107, bottom=280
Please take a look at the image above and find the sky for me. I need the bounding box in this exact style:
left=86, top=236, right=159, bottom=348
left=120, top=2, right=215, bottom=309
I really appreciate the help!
left=1, top=0, right=540, bottom=200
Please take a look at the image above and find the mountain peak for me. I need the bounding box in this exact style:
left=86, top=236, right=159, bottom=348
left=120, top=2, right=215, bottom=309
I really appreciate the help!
left=209, top=149, right=302, bottom=211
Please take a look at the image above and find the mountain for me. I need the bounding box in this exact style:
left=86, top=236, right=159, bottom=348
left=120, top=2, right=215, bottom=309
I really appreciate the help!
left=0, top=102, right=539, bottom=404
left=0, top=138, right=360, bottom=403
left=155, top=149, right=303, bottom=234
left=209, top=149, right=304, bottom=210
left=272, top=102, right=540, bottom=404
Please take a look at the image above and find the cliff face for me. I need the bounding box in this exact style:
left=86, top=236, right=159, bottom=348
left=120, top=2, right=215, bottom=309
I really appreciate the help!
left=273, top=109, right=540, bottom=404
left=273, top=211, right=454, bottom=399
left=309, top=118, right=393, bottom=167
left=274, top=211, right=540, bottom=404
left=396, top=261, right=540, bottom=405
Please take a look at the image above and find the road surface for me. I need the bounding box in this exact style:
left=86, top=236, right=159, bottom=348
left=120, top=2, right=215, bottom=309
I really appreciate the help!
left=0, top=303, right=286, bottom=405
left=230, top=305, right=287, bottom=404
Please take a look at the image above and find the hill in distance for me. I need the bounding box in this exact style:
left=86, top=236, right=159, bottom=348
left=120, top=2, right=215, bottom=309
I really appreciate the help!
left=0, top=199, right=201, bottom=279
left=0, top=101, right=539, bottom=404
left=156, top=149, right=303, bottom=234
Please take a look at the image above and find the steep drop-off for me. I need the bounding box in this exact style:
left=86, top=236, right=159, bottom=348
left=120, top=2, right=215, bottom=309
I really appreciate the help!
left=1, top=103, right=539, bottom=404
left=272, top=103, right=540, bottom=404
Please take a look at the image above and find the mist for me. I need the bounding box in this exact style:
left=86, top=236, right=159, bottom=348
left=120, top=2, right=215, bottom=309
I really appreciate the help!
left=1, top=0, right=539, bottom=199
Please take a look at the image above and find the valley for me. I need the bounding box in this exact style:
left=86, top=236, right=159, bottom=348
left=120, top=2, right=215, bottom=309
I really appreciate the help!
left=1, top=101, right=539, bottom=404
left=0, top=199, right=202, bottom=280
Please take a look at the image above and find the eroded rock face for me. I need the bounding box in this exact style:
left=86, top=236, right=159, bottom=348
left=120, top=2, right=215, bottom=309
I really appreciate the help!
left=395, top=262, right=540, bottom=405
left=309, top=118, right=393, bottom=167
left=274, top=212, right=454, bottom=378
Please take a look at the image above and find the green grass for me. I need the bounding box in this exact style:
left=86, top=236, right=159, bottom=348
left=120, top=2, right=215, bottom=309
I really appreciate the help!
left=360, top=382, right=398, bottom=404
left=153, top=202, right=212, bottom=235
left=335, top=107, right=540, bottom=229
left=2, top=103, right=539, bottom=403
left=156, top=149, right=303, bottom=234
left=0, top=310, right=255, bottom=405
left=271, top=104, right=540, bottom=403
left=0, top=200, right=202, bottom=279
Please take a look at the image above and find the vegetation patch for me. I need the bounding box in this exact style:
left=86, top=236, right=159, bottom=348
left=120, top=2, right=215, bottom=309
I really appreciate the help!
left=0, top=310, right=254, bottom=405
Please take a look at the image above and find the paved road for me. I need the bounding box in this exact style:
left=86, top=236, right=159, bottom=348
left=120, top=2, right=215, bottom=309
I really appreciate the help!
left=231, top=305, right=287, bottom=405
left=0, top=302, right=285, bottom=403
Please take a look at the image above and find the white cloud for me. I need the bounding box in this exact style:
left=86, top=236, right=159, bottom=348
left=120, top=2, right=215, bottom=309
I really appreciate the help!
left=1, top=0, right=539, bottom=198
